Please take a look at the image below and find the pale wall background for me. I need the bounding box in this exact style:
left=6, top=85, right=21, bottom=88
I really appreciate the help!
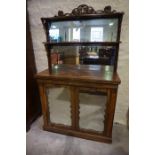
left=27, top=0, right=129, bottom=125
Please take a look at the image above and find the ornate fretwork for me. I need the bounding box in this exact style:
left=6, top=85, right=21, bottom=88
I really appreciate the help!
left=55, top=4, right=117, bottom=17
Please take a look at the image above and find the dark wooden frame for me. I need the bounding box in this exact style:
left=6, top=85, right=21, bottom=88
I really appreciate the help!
left=36, top=4, right=124, bottom=143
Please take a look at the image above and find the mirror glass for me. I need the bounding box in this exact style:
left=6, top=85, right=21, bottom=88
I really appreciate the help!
left=46, top=86, right=71, bottom=126
left=79, top=90, right=107, bottom=132
left=50, top=45, right=117, bottom=66
left=49, top=19, right=118, bottom=42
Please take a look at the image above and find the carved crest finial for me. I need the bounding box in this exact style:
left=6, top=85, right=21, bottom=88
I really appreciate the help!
left=55, top=4, right=118, bottom=17
left=104, top=6, right=112, bottom=13
left=71, top=4, right=95, bottom=15
left=58, top=10, right=64, bottom=16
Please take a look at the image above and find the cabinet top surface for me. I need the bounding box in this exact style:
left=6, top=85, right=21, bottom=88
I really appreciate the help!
left=36, top=64, right=120, bottom=84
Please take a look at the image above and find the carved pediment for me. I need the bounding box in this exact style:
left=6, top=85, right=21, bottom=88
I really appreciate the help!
left=55, top=4, right=117, bottom=17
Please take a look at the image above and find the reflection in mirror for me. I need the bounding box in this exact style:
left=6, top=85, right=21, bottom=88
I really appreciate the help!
left=49, top=19, right=118, bottom=42
left=50, top=46, right=116, bottom=66
left=91, top=27, right=103, bottom=41
left=46, top=87, right=71, bottom=126
left=49, top=28, right=59, bottom=41
left=79, top=91, right=107, bottom=132
left=73, top=28, right=80, bottom=41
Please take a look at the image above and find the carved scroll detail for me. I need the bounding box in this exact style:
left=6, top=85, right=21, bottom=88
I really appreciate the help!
left=55, top=4, right=117, bottom=17
left=71, top=4, right=95, bottom=15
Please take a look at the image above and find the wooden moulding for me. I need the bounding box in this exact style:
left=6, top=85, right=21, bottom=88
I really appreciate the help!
left=43, top=124, right=112, bottom=143
left=43, top=42, right=121, bottom=46
left=41, top=4, right=124, bottom=22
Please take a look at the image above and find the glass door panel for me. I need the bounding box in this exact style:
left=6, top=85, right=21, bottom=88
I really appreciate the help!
left=46, top=86, right=71, bottom=126
left=79, top=90, right=107, bottom=132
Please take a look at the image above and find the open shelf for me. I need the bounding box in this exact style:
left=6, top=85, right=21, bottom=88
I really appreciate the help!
left=43, top=41, right=121, bottom=46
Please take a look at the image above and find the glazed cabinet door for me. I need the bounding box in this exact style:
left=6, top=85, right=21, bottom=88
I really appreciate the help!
left=77, top=88, right=108, bottom=134
left=46, top=86, right=71, bottom=126
left=40, top=84, right=72, bottom=128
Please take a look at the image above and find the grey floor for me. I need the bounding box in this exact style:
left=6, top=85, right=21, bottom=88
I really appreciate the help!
left=26, top=117, right=129, bottom=155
